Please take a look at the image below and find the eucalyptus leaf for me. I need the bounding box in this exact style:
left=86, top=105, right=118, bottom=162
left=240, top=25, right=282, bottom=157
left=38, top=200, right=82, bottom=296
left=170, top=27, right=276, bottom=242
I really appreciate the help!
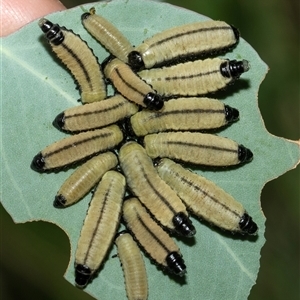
left=1, top=1, right=299, bottom=300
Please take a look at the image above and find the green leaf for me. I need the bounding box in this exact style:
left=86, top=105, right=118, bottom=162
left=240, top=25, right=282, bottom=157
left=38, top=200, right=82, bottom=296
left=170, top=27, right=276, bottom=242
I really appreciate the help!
left=1, top=0, right=299, bottom=300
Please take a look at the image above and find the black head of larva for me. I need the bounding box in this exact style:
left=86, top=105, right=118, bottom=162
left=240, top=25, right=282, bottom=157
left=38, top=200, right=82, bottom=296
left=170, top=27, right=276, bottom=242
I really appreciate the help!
left=53, top=194, right=67, bottom=208
left=75, top=264, right=92, bottom=288
left=143, top=92, right=164, bottom=110
left=239, top=213, right=258, bottom=235
left=172, top=212, right=196, bottom=237
left=238, top=145, right=253, bottom=163
left=128, top=51, right=145, bottom=71
left=101, top=55, right=114, bottom=72
left=166, top=252, right=186, bottom=277
left=31, top=152, right=45, bottom=172
left=38, top=18, right=64, bottom=46
left=224, top=105, right=239, bottom=123
left=53, top=112, right=65, bottom=130
left=220, top=59, right=250, bottom=79
left=115, top=229, right=129, bottom=240
left=81, top=12, right=91, bottom=21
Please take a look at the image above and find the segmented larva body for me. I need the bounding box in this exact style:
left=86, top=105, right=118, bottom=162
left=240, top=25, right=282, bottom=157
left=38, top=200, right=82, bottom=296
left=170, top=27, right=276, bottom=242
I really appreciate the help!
left=75, top=170, right=126, bottom=288
left=138, top=58, right=249, bottom=97
left=54, top=152, right=118, bottom=208
left=156, top=158, right=258, bottom=235
left=144, top=132, right=253, bottom=167
left=81, top=7, right=134, bottom=63
left=130, top=97, right=239, bottom=136
left=122, top=197, right=186, bottom=277
left=53, top=94, right=138, bottom=133
left=38, top=18, right=106, bottom=103
left=115, top=231, right=148, bottom=300
left=103, top=58, right=164, bottom=110
left=119, top=141, right=195, bottom=237
left=31, top=125, right=123, bottom=171
left=128, top=20, right=239, bottom=70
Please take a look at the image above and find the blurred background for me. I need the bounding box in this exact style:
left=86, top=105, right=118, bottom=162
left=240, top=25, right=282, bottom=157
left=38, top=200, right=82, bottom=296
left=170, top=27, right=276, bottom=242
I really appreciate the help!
left=1, top=0, right=299, bottom=299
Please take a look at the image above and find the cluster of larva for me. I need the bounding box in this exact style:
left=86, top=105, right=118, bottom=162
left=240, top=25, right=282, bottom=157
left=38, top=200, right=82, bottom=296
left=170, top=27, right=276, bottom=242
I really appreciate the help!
left=31, top=6, right=258, bottom=300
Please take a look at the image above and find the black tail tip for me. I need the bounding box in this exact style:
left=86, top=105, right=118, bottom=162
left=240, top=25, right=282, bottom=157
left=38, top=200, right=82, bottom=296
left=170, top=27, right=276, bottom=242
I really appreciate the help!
left=220, top=59, right=250, bottom=79
left=75, top=264, right=92, bottom=289
left=53, top=195, right=67, bottom=208
left=38, top=18, right=52, bottom=32
left=53, top=112, right=65, bottom=130
left=238, top=145, right=253, bottom=163
left=225, top=105, right=239, bottom=123
left=173, top=212, right=196, bottom=237
left=31, top=152, right=45, bottom=172
left=239, top=213, right=258, bottom=235
left=166, top=252, right=186, bottom=276
left=143, top=92, right=164, bottom=110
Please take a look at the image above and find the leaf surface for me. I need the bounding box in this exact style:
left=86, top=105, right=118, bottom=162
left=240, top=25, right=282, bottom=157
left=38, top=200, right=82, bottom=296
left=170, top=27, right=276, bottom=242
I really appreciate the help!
left=1, top=1, right=299, bottom=299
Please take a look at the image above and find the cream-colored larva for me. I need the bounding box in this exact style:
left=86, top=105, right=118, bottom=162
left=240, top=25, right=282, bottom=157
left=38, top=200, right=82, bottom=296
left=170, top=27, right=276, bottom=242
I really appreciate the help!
left=138, top=58, right=249, bottom=97
left=130, top=97, right=239, bottom=136
left=103, top=58, right=164, bottom=110
left=122, top=197, right=186, bottom=277
left=119, top=141, right=195, bottom=237
left=128, top=20, right=239, bottom=70
left=115, top=231, right=148, bottom=300
left=54, top=152, right=118, bottom=208
left=75, top=170, right=126, bottom=288
left=53, top=94, right=138, bottom=133
left=156, top=158, right=258, bottom=235
left=144, top=132, right=253, bottom=167
left=38, top=18, right=106, bottom=103
left=31, top=125, right=123, bottom=171
left=81, top=7, right=134, bottom=63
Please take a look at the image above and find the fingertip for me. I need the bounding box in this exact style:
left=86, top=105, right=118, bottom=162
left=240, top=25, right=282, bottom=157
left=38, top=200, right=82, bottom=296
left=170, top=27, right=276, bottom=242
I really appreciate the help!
left=1, top=0, right=66, bottom=37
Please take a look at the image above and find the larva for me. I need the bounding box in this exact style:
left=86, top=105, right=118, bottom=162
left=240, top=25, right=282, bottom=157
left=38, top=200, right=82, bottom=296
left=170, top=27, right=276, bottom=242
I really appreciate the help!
left=144, top=132, right=253, bottom=167
left=156, top=158, right=258, bottom=235
left=81, top=7, right=134, bottom=63
left=119, top=141, right=195, bottom=237
left=138, top=58, right=249, bottom=98
left=31, top=125, right=123, bottom=171
left=122, top=197, right=186, bottom=277
left=130, top=97, right=239, bottom=136
left=75, top=170, right=126, bottom=288
left=38, top=18, right=106, bottom=103
left=53, top=94, right=138, bottom=133
left=115, top=231, right=148, bottom=300
left=103, top=57, right=164, bottom=110
left=128, top=20, right=239, bottom=70
left=54, top=152, right=118, bottom=208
